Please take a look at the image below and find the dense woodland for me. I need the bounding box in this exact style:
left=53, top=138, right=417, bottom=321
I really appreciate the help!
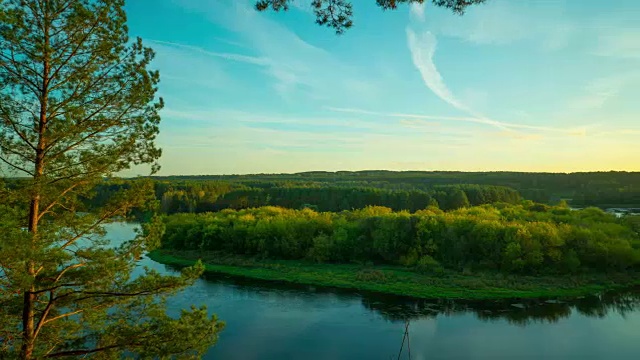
left=80, top=171, right=640, bottom=218
left=154, top=171, right=640, bottom=207
left=161, top=203, right=640, bottom=275
left=155, top=183, right=521, bottom=213
left=150, top=171, right=640, bottom=207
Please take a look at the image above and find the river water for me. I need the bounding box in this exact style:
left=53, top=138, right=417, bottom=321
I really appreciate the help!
left=107, top=222, right=640, bottom=359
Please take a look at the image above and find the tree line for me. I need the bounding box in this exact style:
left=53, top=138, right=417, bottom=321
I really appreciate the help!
left=89, top=180, right=521, bottom=215
left=161, top=203, right=640, bottom=275
left=153, top=171, right=640, bottom=207
left=197, top=184, right=521, bottom=213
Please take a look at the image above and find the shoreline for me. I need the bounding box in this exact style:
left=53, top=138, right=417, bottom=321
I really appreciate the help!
left=148, top=250, right=640, bottom=300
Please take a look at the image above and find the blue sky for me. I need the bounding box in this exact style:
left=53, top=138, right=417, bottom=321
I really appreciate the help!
left=124, top=0, right=640, bottom=175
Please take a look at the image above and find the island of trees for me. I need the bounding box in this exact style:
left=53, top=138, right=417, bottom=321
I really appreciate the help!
left=160, top=203, right=640, bottom=273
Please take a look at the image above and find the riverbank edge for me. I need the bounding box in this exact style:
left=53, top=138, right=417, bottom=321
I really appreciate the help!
left=147, top=250, right=640, bottom=300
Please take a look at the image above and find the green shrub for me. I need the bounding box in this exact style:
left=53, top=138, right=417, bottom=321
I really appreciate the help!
left=306, top=234, right=332, bottom=263
left=399, top=248, right=420, bottom=266
left=355, top=269, right=389, bottom=282
left=415, top=255, right=443, bottom=274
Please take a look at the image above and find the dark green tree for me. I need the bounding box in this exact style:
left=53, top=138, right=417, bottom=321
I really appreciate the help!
left=255, top=0, right=487, bottom=33
left=0, top=0, right=222, bottom=358
left=447, top=189, right=471, bottom=210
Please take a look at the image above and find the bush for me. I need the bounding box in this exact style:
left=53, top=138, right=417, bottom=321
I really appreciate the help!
left=399, top=248, right=420, bottom=266
left=415, top=255, right=444, bottom=274
left=306, top=234, right=332, bottom=263
left=355, top=269, right=389, bottom=282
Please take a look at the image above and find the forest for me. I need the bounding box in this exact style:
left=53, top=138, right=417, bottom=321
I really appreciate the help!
left=154, top=183, right=521, bottom=213
left=82, top=171, right=640, bottom=219
left=151, top=171, right=640, bottom=206
left=160, top=203, right=640, bottom=275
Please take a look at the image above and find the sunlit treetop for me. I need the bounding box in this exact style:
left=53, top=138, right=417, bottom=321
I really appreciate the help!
left=255, top=0, right=487, bottom=34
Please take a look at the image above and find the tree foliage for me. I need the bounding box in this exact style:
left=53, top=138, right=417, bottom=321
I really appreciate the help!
left=90, top=179, right=521, bottom=216
left=147, top=171, right=640, bottom=208
left=255, top=0, right=487, bottom=33
left=0, top=0, right=222, bottom=358
left=161, top=204, right=640, bottom=274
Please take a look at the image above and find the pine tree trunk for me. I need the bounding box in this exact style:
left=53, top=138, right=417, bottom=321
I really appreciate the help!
left=20, top=289, right=35, bottom=359
left=22, top=153, right=44, bottom=359
left=21, top=13, right=50, bottom=357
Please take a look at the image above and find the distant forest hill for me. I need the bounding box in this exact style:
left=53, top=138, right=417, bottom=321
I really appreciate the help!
left=146, top=171, right=640, bottom=209
left=57, top=170, right=636, bottom=217
left=5, top=171, right=640, bottom=216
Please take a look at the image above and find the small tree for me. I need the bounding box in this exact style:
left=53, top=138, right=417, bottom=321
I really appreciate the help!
left=448, top=189, right=471, bottom=210
left=0, top=1, right=222, bottom=358
left=256, top=0, right=487, bottom=34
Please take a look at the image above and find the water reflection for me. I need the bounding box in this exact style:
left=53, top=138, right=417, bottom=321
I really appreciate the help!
left=163, top=263, right=640, bottom=327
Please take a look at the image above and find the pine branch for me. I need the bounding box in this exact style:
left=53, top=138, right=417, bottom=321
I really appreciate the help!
left=45, top=344, right=128, bottom=358
left=0, top=154, right=34, bottom=176
left=37, top=182, right=85, bottom=221
left=47, top=5, right=109, bottom=87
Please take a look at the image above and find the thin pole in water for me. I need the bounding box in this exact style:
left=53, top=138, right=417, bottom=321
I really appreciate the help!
left=396, top=320, right=411, bottom=360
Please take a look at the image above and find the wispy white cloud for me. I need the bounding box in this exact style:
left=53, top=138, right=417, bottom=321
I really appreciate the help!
left=160, top=123, right=364, bottom=149
left=398, top=119, right=441, bottom=128
left=154, top=105, right=640, bottom=175
left=213, top=37, right=250, bottom=49
left=148, top=37, right=313, bottom=101
left=432, top=0, right=574, bottom=50
left=148, top=42, right=235, bottom=92
left=289, top=0, right=314, bottom=13
left=162, top=107, right=395, bottom=132
left=405, top=21, right=532, bottom=134
left=569, top=78, right=623, bottom=111
left=402, top=6, right=605, bottom=140
left=148, top=39, right=270, bottom=65
left=405, top=6, right=534, bottom=134
left=327, top=106, right=587, bottom=136
left=594, top=28, right=640, bottom=59
left=405, top=29, right=474, bottom=115
left=162, top=109, right=485, bottom=155
left=568, top=72, right=640, bottom=111
left=326, top=106, right=477, bottom=122
left=590, top=128, right=640, bottom=138
left=172, top=0, right=379, bottom=102
left=433, top=0, right=640, bottom=60
left=409, top=2, right=426, bottom=22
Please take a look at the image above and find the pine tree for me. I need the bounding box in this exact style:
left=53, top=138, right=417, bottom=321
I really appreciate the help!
left=0, top=1, right=222, bottom=358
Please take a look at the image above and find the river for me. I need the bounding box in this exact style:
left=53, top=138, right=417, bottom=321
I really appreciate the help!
left=107, top=222, right=640, bottom=359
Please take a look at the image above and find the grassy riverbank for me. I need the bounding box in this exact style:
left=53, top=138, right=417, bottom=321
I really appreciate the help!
left=148, top=250, right=640, bottom=300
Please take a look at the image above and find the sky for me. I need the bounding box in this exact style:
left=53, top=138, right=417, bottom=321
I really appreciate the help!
left=123, top=0, right=640, bottom=175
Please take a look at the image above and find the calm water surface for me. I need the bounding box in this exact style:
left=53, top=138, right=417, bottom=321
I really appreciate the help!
left=108, top=222, right=640, bottom=359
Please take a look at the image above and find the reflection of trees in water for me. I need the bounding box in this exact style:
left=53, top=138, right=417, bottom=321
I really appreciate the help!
left=574, top=291, right=640, bottom=319
left=162, top=263, right=640, bottom=326
left=361, top=297, right=459, bottom=322
left=361, top=288, right=640, bottom=325
left=474, top=302, right=572, bottom=326
left=361, top=296, right=572, bottom=325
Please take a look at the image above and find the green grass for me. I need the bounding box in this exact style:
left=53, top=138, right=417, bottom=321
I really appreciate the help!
left=148, top=250, right=640, bottom=300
